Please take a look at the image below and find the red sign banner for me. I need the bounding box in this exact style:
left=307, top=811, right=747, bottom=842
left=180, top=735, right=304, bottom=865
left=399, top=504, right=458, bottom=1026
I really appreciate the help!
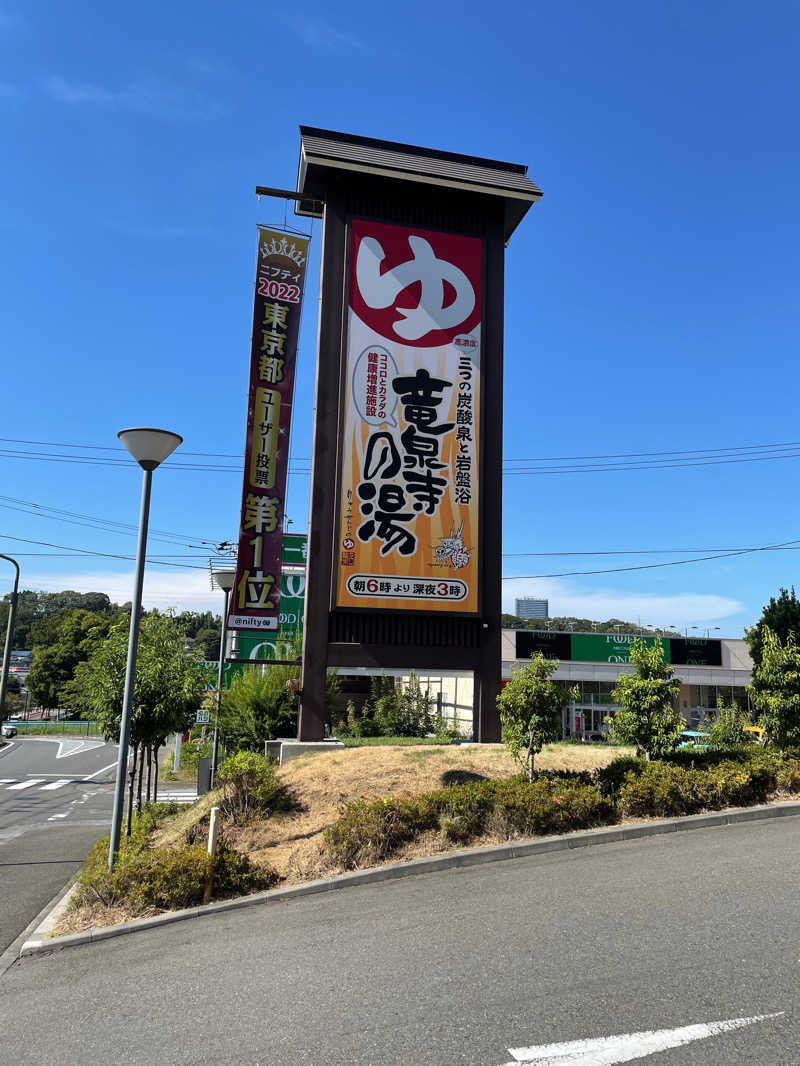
left=334, top=219, right=482, bottom=614
left=228, top=228, right=310, bottom=630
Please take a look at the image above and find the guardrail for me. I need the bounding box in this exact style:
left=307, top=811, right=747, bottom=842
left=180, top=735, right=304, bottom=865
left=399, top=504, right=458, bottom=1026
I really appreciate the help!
left=1, top=719, right=101, bottom=736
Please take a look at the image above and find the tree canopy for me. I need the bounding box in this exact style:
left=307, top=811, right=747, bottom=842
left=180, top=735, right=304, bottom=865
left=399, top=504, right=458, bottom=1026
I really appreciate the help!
left=748, top=626, right=800, bottom=750
left=746, top=587, right=800, bottom=669
left=607, top=639, right=683, bottom=759
left=0, top=589, right=121, bottom=651
left=496, top=653, right=577, bottom=779
left=26, top=609, right=114, bottom=712
left=74, top=612, right=208, bottom=747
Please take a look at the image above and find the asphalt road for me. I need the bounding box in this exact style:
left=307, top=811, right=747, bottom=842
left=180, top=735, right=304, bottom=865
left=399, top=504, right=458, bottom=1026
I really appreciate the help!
left=0, top=737, right=117, bottom=954
left=3, top=816, right=800, bottom=1065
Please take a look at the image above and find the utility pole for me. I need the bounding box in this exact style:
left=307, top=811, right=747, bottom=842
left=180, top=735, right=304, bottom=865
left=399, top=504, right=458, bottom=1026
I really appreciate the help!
left=0, top=553, right=20, bottom=721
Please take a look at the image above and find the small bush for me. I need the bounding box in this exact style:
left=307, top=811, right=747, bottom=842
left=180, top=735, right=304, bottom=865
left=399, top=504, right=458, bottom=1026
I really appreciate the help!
left=217, top=750, right=292, bottom=822
left=76, top=806, right=278, bottom=915
left=776, top=758, right=800, bottom=793
left=323, top=775, right=617, bottom=869
left=489, top=776, right=616, bottom=836
left=617, top=763, right=699, bottom=817
left=617, top=758, right=778, bottom=818
left=323, top=795, right=439, bottom=868
left=596, top=756, right=646, bottom=798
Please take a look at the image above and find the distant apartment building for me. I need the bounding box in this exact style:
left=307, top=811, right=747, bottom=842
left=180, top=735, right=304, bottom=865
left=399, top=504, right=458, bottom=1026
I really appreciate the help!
left=515, top=597, right=548, bottom=620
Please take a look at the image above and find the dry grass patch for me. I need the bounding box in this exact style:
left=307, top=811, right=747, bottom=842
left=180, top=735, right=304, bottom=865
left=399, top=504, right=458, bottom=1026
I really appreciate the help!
left=55, top=742, right=631, bottom=936
left=188, top=742, right=629, bottom=885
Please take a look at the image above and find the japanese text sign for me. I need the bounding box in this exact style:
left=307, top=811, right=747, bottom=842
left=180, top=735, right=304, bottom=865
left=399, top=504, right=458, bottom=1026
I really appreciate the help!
left=335, top=219, right=482, bottom=613
left=228, top=228, right=310, bottom=630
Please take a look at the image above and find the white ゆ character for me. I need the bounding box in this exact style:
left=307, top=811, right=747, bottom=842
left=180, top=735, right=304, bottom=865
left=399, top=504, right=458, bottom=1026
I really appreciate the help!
left=356, top=235, right=475, bottom=341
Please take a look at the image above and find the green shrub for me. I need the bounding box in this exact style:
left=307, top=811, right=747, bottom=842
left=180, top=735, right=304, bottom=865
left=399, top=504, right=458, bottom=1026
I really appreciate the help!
left=323, top=795, right=439, bottom=868
left=217, top=750, right=291, bottom=823
left=340, top=735, right=443, bottom=747
left=705, top=703, right=750, bottom=751
left=177, top=737, right=212, bottom=774
left=596, top=756, right=646, bottom=797
left=323, top=775, right=617, bottom=869
left=76, top=806, right=278, bottom=914
left=617, top=763, right=699, bottom=817
left=432, top=714, right=462, bottom=743
left=776, top=758, right=800, bottom=793
left=617, top=758, right=777, bottom=818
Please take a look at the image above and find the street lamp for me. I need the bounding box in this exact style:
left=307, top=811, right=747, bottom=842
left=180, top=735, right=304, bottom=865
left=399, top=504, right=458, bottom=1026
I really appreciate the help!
left=0, top=553, right=20, bottom=722
left=108, top=427, right=182, bottom=872
left=210, top=567, right=236, bottom=789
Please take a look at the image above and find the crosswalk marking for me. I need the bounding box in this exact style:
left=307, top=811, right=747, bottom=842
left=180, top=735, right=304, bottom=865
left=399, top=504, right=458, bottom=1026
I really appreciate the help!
left=158, top=791, right=198, bottom=803
left=7, top=779, right=44, bottom=790
left=39, top=778, right=71, bottom=791
left=0, top=779, right=14, bottom=784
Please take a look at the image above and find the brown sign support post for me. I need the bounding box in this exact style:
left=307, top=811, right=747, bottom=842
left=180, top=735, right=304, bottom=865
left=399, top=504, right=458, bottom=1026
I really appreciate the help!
left=295, top=128, right=541, bottom=742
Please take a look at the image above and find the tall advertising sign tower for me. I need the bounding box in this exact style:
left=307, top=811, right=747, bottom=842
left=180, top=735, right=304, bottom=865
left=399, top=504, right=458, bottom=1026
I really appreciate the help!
left=294, top=128, right=541, bottom=741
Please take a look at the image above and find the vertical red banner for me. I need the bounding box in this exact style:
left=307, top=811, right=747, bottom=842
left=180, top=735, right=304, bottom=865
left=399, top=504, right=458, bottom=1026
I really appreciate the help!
left=228, top=228, right=310, bottom=630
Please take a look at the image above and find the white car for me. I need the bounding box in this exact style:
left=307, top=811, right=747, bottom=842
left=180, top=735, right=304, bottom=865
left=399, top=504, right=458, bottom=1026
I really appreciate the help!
left=1, top=724, right=17, bottom=738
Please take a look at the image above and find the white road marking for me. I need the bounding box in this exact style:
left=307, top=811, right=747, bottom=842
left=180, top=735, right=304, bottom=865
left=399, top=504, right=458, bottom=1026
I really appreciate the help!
left=17, top=737, right=105, bottom=758
left=39, top=778, right=72, bottom=791
left=82, top=759, right=119, bottom=781
left=503, top=1013, right=784, bottom=1065
left=6, top=779, right=45, bottom=790
left=47, top=811, right=70, bottom=821
left=0, top=778, right=14, bottom=784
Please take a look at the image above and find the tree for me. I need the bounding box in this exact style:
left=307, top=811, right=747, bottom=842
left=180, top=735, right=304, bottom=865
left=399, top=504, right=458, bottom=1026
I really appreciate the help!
left=0, top=589, right=121, bottom=651
left=607, top=639, right=683, bottom=759
left=705, top=698, right=751, bottom=752
left=218, top=666, right=300, bottom=750
left=219, top=641, right=341, bottom=750
left=26, top=610, right=113, bottom=713
left=746, top=587, right=800, bottom=669
left=74, top=612, right=208, bottom=823
left=748, top=626, right=800, bottom=750
left=496, top=653, right=577, bottom=780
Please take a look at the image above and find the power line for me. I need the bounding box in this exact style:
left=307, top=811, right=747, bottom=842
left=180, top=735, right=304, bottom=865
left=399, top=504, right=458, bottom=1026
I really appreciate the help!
left=0, top=532, right=208, bottom=569
left=0, top=495, right=223, bottom=548
left=8, top=435, right=800, bottom=470
left=502, top=537, right=800, bottom=578
left=504, top=442, right=800, bottom=462
left=503, top=546, right=790, bottom=557
left=503, top=454, right=800, bottom=475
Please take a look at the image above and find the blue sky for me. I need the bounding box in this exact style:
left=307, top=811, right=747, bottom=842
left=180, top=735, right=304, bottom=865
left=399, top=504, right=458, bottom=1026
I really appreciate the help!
left=2, top=0, right=800, bottom=633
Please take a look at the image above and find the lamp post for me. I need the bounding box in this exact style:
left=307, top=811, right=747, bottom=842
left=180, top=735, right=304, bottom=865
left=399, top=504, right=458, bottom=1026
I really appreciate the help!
left=108, top=428, right=182, bottom=872
left=210, top=568, right=236, bottom=789
left=0, top=553, right=20, bottom=722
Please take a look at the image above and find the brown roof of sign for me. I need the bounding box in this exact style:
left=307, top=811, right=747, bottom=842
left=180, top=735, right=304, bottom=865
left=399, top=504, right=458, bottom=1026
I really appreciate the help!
left=296, top=126, right=542, bottom=241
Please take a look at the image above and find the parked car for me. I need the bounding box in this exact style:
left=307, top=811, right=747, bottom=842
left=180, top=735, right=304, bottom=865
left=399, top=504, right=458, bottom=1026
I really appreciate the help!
left=1, top=724, right=17, bottom=738
left=743, top=725, right=766, bottom=745
left=677, top=730, right=710, bottom=751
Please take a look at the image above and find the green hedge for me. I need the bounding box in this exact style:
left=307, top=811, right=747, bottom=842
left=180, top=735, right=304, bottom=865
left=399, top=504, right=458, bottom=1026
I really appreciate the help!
left=323, top=775, right=617, bottom=869
left=616, top=760, right=776, bottom=818
left=324, top=749, right=800, bottom=870
left=75, top=803, right=277, bottom=915
left=339, top=736, right=449, bottom=747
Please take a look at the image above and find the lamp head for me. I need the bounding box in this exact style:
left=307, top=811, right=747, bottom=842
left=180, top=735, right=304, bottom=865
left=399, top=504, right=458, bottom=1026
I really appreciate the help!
left=118, top=428, right=183, bottom=471
left=214, top=570, right=237, bottom=592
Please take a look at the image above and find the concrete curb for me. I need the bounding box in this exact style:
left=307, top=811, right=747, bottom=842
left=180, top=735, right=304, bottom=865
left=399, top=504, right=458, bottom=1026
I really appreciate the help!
left=18, top=798, right=800, bottom=960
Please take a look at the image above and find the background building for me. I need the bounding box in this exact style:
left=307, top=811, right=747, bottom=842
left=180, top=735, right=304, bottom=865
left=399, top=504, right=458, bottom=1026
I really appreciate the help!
left=503, top=629, right=752, bottom=739
left=514, top=597, right=549, bottom=620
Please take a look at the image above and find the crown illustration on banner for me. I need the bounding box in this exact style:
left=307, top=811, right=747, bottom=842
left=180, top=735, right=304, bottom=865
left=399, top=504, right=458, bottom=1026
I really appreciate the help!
left=261, top=235, right=306, bottom=267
